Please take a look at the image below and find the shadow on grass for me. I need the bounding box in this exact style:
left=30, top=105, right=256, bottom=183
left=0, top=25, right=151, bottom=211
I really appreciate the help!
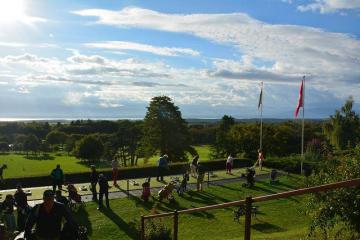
left=25, top=154, right=55, bottom=160
left=73, top=206, right=93, bottom=236
left=252, top=222, right=286, bottom=233
left=101, top=207, right=139, bottom=239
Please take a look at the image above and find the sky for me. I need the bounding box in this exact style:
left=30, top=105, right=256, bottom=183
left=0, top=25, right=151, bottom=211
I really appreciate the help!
left=0, top=0, right=359, bottom=119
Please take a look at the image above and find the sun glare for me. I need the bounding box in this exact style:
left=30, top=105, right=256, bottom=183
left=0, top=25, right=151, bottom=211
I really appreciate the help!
left=0, top=0, right=26, bottom=24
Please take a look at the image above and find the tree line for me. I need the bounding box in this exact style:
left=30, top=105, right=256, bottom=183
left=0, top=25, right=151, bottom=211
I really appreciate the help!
left=0, top=96, right=358, bottom=166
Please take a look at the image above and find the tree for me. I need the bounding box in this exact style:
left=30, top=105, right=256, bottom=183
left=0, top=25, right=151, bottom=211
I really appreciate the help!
left=305, top=145, right=360, bottom=239
left=323, top=97, right=360, bottom=150
left=0, top=142, right=9, bottom=152
left=23, top=134, right=40, bottom=155
left=75, top=135, right=104, bottom=162
left=46, top=131, right=68, bottom=149
left=211, top=115, right=236, bottom=159
left=142, top=96, right=195, bottom=162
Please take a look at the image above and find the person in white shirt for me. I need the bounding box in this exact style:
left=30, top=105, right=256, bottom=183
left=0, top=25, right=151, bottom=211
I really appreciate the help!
left=226, top=154, right=234, bottom=174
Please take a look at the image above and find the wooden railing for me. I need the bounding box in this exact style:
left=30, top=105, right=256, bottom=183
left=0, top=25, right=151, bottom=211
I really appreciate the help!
left=140, top=178, right=360, bottom=240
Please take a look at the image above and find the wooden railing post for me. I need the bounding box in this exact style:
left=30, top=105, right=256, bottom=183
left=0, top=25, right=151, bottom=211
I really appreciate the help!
left=244, top=196, right=252, bottom=240
left=174, top=210, right=179, bottom=240
left=141, top=215, right=145, bottom=240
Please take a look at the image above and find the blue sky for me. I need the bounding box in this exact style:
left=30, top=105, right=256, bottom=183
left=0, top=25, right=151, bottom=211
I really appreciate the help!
left=0, top=0, right=359, bottom=119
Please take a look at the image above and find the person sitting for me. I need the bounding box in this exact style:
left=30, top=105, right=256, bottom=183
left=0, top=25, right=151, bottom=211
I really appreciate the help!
left=14, top=184, right=30, bottom=232
left=24, top=190, right=77, bottom=240
left=1, top=194, right=16, bottom=233
left=55, top=190, right=69, bottom=206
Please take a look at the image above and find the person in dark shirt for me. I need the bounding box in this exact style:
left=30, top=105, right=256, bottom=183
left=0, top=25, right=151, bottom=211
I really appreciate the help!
left=196, top=162, right=206, bottom=192
left=0, top=164, right=7, bottom=184
left=14, top=184, right=29, bottom=231
left=90, top=165, right=98, bottom=201
left=24, top=190, right=77, bottom=240
left=55, top=190, right=69, bottom=206
left=98, top=174, right=110, bottom=210
left=50, top=164, right=64, bottom=192
left=1, top=194, right=16, bottom=232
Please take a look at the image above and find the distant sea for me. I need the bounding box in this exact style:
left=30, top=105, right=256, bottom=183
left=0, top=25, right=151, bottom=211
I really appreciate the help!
left=0, top=117, right=142, bottom=122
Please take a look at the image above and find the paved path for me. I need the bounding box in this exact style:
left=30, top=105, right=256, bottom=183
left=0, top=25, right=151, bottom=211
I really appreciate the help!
left=26, top=172, right=277, bottom=206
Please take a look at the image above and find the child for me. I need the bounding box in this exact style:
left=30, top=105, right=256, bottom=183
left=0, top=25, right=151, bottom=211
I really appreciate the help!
left=258, top=149, right=265, bottom=171
left=141, top=178, right=151, bottom=202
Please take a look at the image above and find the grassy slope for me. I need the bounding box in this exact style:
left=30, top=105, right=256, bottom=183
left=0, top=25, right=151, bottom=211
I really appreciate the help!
left=0, top=145, right=212, bottom=178
left=72, top=175, right=310, bottom=240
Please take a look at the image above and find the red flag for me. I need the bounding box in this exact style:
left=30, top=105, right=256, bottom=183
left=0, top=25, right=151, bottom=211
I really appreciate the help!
left=295, top=79, right=304, bottom=117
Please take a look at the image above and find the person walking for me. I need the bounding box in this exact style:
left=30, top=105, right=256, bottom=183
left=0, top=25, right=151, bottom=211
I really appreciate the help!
left=98, top=174, right=110, bottom=210
left=14, top=184, right=29, bottom=231
left=0, top=164, right=7, bottom=184
left=156, top=154, right=168, bottom=182
left=90, top=165, right=98, bottom=201
left=24, top=190, right=77, bottom=240
left=196, top=162, right=206, bottom=192
left=50, top=164, right=64, bottom=192
left=111, top=158, right=119, bottom=186
left=226, top=154, right=234, bottom=174
left=258, top=149, right=265, bottom=171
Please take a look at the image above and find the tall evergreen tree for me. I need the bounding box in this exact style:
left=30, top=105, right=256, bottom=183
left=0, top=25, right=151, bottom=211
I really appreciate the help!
left=142, top=96, right=195, bottom=162
left=323, top=97, right=360, bottom=150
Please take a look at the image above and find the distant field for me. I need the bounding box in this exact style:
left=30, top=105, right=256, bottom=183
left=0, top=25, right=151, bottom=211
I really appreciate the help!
left=0, top=145, right=212, bottom=178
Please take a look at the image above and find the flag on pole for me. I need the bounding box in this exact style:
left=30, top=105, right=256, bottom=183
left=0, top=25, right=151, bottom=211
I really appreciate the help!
left=295, top=79, right=304, bottom=117
left=258, top=82, right=263, bottom=110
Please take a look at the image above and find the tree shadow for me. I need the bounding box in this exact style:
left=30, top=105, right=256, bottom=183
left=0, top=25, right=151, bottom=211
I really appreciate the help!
left=25, top=154, right=55, bottom=160
left=128, top=194, right=156, bottom=211
left=76, top=161, right=110, bottom=170
left=252, top=222, right=286, bottom=233
left=73, top=206, right=93, bottom=236
left=251, top=185, right=278, bottom=195
left=101, top=207, right=139, bottom=239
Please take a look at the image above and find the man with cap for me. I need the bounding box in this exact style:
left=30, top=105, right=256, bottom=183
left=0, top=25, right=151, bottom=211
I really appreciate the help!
left=24, top=190, right=77, bottom=240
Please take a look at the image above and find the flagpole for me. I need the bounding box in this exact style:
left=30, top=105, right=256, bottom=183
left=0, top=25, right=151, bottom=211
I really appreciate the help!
left=260, top=82, right=263, bottom=151
left=301, top=76, right=305, bottom=175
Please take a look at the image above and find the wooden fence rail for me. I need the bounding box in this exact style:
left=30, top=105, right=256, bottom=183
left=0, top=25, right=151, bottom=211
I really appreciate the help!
left=140, top=178, right=360, bottom=240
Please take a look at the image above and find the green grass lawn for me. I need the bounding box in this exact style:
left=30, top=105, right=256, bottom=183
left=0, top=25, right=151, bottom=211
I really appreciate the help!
left=0, top=145, right=213, bottom=178
left=71, top=175, right=310, bottom=240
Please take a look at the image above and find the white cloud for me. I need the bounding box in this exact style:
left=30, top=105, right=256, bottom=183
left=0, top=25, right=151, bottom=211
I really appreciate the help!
left=297, top=0, right=360, bottom=13
left=85, top=41, right=200, bottom=57
left=73, top=7, right=360, bottom=88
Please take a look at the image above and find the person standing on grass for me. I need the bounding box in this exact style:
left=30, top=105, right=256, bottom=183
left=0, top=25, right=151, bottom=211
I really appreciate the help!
left=111, top=158, right=119, bottom=187
left=1, top=194, right=16, bottom=233
left=14, top=184, right=29, bottom=231
left=50, top=164, right=64, bottom=192
left=90, top=165, right=98, bottom=201
left=0, top=164, right=7, bottom=184
left=156, top=154, right=168, bottom=182
left=258, top=149, right=265, bottom=171
left=190, top=155, right=199, bottom=178
left=98, top=174, right=110, bottom=210
left=196, top=162, right=206, bottom=192
left=226, top=154, right=234, bottom=174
